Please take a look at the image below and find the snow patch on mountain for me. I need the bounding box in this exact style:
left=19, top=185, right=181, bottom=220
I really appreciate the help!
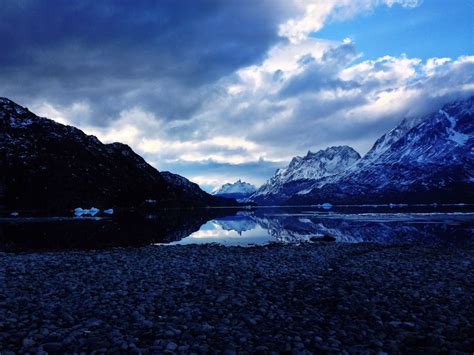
left=251, top=146, right=360, bottom=201
left=286, top=96, right=474, bottom=204
left=362, top=115, right=426, bottom=164
left=212, top=180, right=257, bottom=196
left=440, top=109, right=469, bottom=145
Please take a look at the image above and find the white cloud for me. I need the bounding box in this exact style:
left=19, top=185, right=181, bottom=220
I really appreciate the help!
left=422, top=57, right=452, bottom=76
left=33, top=49, right=473, bottom=193
left=279, top=0, right=423, bottom=43
left=33, top=101, right=92, bottom=126
left=27, top=0, right=472, bottom=192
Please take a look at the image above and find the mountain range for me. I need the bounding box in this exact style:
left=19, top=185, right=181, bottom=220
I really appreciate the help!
left=0, top=97, right=238, bottom=213
left=212, top=179, right=257, bottom=200
left=251, top=96, right=474, bottom=205
left=211, top=210, right=473, bottom=244
left=2, top=96, right=473, bottom=211
left=252, top=146, right=361, bottom=204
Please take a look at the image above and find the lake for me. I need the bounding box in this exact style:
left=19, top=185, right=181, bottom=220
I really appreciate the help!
left=1, top=205, right=473, bottom=251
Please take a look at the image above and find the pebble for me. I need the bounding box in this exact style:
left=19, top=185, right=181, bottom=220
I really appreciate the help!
left=166, top=341, right=178, bottom=351
left=41, top=342, right=62, bottom=352
left=0, top=243, right=472, bottom=353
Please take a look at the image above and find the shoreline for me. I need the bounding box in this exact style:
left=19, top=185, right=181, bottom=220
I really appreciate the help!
left=1, top=242, right=473, bottom=353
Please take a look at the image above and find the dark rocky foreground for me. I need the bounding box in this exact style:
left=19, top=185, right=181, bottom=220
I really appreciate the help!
left=1, top=243, right=473, bottom=354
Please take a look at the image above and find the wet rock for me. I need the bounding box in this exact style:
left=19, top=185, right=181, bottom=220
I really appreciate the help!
left=166, top=341, right=178, bottom=351
left=0, top=243, right=472, bottom=353
left=310, top=235, right=336, bottom=242
left=41, top=342, right=63, bottom=352
left=21, top=338, right=36, bottom=348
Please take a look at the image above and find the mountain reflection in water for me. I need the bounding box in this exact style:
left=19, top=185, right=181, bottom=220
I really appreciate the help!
left=173, top=208, right=474, bottom=246
left=1, top=207, right=473, bottom=251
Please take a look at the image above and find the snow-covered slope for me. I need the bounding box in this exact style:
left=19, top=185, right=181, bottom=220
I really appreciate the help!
left=288, top=96, right=474, bottom=205
left=362, top=115, right=426, bottom=163
left=251, top=146, right=361, bottom=204
left=212, top=179, right=257, bottom=200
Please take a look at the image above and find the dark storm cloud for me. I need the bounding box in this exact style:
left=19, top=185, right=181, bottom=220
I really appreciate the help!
left=0, top=0, right=291, bottom=123
left=1, top=1, right=472, bottom=191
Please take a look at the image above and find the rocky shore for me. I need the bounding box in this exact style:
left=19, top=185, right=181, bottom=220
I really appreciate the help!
left=1, top=242, right=473, bottom=354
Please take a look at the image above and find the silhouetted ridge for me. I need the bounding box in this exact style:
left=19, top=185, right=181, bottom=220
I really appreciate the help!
left=0, top=97, right=238, bottom=212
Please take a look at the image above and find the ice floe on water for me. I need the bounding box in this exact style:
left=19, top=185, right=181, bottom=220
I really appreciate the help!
left=312, top=203, right=333, bottom=209
left=389, top=203, right=408, bottom=208
left=74, top=207, right=100, bottom=217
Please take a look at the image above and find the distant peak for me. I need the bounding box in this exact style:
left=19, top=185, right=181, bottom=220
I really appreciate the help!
left=304, top=145, right=360, bottom=159
left=212, top=179, right=257, bottom=195
left=253, top=144, right=361, bottom=198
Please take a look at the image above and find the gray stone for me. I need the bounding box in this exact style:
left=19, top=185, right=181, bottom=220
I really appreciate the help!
left=166, top=342, right=178, bottom=351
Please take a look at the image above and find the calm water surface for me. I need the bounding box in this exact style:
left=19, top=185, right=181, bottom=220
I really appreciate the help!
left=171, top=207, right=474, bottom=246
left=1, top=206, right=473, bottom=251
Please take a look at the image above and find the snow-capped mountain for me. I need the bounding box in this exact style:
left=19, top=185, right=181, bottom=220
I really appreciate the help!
left=362, top=115, right=426, bottom=163
left=0, top=97, right=238, bottom=212
left=287, top=96, right=474, bottom=205
left=212, top=179, right=257, bottom=200
left=251, top=146, right=361, bottom=204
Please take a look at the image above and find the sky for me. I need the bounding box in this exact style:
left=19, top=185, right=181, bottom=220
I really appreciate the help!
left=1, top=0, right=473, bottom=191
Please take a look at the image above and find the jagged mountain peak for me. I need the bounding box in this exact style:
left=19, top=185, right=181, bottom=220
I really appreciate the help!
left=285, top=95, right=474, bottom=205
left=283, top=145, right=359, bottom=176
left=251, top=96, right=474, bottom=205
left=212, top=180, right=257, bottom=197
left=364, top=96, right=474, bottom=164
left=305, top=146, right=360, bottom=161
left=289, top=146, right=358, bottom=165
left=251, top=145, right=360, bottom=201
